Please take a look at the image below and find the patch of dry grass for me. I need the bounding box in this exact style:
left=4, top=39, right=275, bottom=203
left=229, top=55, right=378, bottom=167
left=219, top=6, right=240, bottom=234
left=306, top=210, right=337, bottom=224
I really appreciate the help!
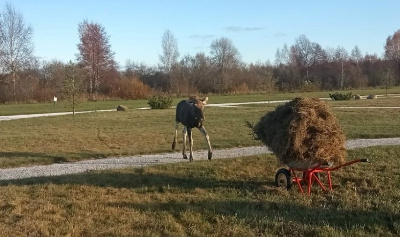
left=0, top=145, right=398, bottom=236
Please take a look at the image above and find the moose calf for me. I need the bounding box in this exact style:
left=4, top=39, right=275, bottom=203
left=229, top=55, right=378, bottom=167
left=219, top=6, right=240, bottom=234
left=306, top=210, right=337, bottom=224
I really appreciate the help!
left=172, top=96, right=212, bottom=161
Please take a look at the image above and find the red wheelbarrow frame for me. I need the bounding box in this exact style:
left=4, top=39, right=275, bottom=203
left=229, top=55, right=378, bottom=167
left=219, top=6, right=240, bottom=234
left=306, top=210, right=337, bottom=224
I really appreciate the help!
left=275, top=159, right=369, bottom=194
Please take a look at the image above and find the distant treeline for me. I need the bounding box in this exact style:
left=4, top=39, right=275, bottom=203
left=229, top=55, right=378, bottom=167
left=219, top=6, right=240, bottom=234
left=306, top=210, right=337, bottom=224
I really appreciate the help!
left=1, top=2, right=399, bottom=103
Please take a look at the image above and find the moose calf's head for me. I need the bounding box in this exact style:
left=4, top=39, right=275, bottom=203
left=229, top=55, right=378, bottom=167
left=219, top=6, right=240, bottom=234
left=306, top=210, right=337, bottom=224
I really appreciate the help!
left=189, top=96, right=208, bottom=128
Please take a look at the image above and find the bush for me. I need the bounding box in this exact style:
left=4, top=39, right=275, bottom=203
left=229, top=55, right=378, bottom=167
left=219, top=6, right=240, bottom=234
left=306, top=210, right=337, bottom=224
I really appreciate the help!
left=329, top=92, right=353, bottom=100
left=112, top=77, right=151, bottom=99
left=147, top=96, right=173, bottom=109
left=230, top=83, right=251, bottom=94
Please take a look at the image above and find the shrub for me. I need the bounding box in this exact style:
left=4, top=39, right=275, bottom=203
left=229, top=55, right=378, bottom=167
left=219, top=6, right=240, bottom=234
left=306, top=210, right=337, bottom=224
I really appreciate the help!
left=230, top=83, right=251, bottom=94
left=112, top=77, right=151, bottom=99
left=299, top=81, right=321, bottom=92
left=329, top=92, right=353, bottom=100
left=148, top=96, right=173, bottom=109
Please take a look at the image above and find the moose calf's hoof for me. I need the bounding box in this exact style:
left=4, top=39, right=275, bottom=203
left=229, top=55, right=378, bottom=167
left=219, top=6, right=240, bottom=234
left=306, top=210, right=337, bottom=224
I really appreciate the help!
left=208, top=152, right=212, bottom=161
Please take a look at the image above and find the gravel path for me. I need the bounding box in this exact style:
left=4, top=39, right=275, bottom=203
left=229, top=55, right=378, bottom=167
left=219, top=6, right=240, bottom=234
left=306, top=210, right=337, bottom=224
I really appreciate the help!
left=0, top=137, right=400, bottom=181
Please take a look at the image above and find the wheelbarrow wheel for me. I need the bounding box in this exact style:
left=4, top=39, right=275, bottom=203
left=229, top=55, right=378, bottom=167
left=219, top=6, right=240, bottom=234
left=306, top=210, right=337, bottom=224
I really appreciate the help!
left=275, top=168, right=292, bottom=190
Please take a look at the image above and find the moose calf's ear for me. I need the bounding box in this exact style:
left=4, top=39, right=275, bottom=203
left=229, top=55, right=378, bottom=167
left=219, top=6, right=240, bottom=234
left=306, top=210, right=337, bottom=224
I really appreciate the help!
left=201, top=97, right=208, bottom=105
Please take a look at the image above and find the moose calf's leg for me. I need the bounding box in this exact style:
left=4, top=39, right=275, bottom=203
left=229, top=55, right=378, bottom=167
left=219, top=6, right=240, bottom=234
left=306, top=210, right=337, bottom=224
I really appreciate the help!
left=188, top=128, right=194, bottom=161
left=199, top=126, right=212, bottom=160
left=172, top=122, right=178, bottom=150
left=182, top=127, right=188, bottom=159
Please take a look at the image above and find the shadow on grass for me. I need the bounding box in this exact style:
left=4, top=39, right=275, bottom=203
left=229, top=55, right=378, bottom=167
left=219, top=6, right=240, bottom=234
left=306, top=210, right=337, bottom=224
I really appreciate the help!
left=0, top=151, right=110, bottom=167
left=0, top=168, right=398, bottom=234
left=0, top=168, right=266, bottom=191
left=111, top=199, right=400, bottom=235
left=0, top=152, right=69, bottom=163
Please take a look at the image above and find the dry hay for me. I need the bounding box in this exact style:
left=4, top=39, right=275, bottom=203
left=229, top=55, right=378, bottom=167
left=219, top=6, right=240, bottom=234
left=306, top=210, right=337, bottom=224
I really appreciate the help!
left=251, top=97, right=346, bottom=168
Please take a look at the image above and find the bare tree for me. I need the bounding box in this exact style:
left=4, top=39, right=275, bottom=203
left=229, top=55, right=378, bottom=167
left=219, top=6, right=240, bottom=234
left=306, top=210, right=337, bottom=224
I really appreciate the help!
left=77, top=20, right=115, bottom=100
left=348, top=45, right=364, bottom=89
left=275, top=44, right=290, bottom=66
left=39, top=60, right=66, bottom=100
left=0, top=3, right=34, bottom=101
left=40, top=60, right=65, bottom=89
left=310, top=42, right=327, bottom=65
left=384, top=30, right=400, bottom=84
left=274, top=45, right=286, bottom=66
left=174, top=54, right=194, bottom=95
left=159, top=30, right=179, bottom=73
left=63, top=61, right=83, bottom=116
left=210, top=37, right=240, bottom=92
left=381, top=67, right=394, bottom=96
left=292, top=35, right=313, bottom=81
left=351, top=45, right=363, bottom=63
left=335, top=46, right=349, bottom=89
left=159, top=30, right=179, bottom=92
left=192, top=53, right=212, bottom=93
left=325, top=47, right=337, bottom=62
left=384, top=30, right=400, bottom=60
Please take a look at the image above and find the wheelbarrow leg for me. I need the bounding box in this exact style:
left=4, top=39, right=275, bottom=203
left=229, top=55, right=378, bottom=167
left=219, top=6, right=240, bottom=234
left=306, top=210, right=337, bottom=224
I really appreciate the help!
left=313, top=172, right=327, bottom=193
left=327, top=171, right=332, bottom=191
left=307, top=170, right=329, bottom=194
left=291, top=170, right=304, bottom=193
left=307, top=172, right=312, bottom=194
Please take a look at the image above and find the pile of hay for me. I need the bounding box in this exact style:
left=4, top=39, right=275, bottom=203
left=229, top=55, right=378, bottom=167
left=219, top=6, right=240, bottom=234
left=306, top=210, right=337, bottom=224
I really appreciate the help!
left=251, top=97, right=346, bottom=168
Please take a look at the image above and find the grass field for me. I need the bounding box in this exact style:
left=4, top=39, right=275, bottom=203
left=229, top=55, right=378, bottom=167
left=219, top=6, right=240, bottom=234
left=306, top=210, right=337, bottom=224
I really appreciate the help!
left=0, top=89, right=399, bottom=236
left=0, top=146, right=398, bottom=236
left=0, top=90, right=399, bottom=168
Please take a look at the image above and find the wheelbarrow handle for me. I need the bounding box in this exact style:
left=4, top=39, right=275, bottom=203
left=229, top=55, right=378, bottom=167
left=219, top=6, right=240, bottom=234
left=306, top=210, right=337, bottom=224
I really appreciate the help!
left=327, top=158, right=369, bottom=171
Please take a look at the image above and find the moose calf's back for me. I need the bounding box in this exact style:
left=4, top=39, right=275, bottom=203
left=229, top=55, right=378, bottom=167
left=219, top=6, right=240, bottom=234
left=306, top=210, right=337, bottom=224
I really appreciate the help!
left=176, top=97, right=207, bottom=128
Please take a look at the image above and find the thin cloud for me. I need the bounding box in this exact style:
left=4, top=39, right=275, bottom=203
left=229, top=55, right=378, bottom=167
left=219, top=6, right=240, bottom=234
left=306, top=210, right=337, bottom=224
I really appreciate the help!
left=224, top=26, right=265, bottom=32
left=274, top=32, right=287, bottom=37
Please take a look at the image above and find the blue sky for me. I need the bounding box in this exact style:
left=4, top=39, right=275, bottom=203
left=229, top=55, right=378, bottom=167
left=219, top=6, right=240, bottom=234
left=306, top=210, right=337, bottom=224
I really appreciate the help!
left=6, top=0, right=400, bottom=67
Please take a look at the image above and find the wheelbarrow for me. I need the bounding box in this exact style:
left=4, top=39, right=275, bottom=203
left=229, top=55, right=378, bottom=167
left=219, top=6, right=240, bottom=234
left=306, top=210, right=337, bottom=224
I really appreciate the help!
left=275, top=159, right=369, bottom=194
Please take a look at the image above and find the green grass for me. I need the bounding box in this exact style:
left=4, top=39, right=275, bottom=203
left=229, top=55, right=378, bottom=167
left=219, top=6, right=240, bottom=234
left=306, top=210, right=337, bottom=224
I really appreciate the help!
left=0, top=146, right=398, bottom=236
left=0, top=94, right=399, bottom=168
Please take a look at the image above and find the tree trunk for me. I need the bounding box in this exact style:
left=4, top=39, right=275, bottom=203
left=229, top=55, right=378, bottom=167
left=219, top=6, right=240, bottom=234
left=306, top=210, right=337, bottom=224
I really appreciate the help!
left=340, top=62, right=344, bottom=90
left=12, top=66, right=17, bottom=102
